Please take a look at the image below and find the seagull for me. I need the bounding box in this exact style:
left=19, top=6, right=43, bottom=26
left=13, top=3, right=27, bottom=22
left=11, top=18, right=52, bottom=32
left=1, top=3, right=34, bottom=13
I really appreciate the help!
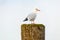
left=23, top=8, right=40, bottom=24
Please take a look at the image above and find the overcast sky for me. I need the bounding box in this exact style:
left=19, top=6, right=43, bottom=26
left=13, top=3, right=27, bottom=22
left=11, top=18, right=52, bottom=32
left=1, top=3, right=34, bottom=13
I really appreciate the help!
left=0, top=0, right=60, bottom=40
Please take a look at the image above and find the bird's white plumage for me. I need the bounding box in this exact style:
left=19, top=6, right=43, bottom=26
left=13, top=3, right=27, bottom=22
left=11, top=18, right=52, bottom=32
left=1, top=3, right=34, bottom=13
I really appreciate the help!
left=23, top=8, right=40, bottom=23
left=27, top=13, right=37, bottom=21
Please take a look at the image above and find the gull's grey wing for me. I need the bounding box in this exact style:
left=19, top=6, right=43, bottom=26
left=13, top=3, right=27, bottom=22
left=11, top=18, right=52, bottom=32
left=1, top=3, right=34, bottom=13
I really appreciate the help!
left=27, top=13, right=36, bottom=21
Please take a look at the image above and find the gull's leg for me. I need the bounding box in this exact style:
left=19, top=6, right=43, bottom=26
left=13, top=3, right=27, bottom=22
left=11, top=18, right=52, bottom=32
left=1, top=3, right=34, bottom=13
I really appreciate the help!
left=30, top=21, right=35, bottom=24
left=30, top=21, right=34, bottom=24
left=31, top=21, right=33, bottom=24
left=32, top=21, right=35, bottom=24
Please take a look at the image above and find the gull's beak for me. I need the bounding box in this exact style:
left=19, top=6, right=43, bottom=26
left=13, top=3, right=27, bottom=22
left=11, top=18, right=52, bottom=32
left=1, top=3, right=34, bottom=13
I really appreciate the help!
left=35, top=8, right=40, bottom=11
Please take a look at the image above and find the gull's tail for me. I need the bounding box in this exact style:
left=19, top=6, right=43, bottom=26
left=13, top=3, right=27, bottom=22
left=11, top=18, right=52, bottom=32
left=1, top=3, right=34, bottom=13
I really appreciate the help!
left=23, top=18, right=28, bottom=22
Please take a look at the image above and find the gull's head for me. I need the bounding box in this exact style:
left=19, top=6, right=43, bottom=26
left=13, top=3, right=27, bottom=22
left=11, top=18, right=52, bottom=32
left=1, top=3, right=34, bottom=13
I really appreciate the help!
left=34, top=8, right=40, bottom=13
left=35, top=8, right=40, bottom=11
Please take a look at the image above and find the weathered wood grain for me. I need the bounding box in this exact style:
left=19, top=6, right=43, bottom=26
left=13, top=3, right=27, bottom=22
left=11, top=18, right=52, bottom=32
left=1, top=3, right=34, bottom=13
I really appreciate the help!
left=21, top=24, right=45, bottom=40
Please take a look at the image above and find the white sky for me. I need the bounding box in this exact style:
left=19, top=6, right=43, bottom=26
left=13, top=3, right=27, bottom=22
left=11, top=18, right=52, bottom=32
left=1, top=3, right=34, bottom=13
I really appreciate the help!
left=0, top=0, right=60, bottom=40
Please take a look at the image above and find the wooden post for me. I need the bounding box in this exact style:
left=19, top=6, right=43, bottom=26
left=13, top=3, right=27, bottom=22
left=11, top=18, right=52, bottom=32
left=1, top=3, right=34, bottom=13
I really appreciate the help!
left=21, top=24, right=45, bottom=40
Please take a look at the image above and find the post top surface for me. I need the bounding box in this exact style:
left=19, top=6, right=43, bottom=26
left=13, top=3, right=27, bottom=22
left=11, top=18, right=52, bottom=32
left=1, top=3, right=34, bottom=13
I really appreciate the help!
left=21, top=24, right=45, bottom=27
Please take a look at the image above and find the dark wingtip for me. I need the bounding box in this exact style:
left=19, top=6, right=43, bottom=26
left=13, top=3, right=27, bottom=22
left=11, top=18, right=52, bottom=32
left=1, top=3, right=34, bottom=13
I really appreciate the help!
left=23, top=18, right=28, bottom=22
